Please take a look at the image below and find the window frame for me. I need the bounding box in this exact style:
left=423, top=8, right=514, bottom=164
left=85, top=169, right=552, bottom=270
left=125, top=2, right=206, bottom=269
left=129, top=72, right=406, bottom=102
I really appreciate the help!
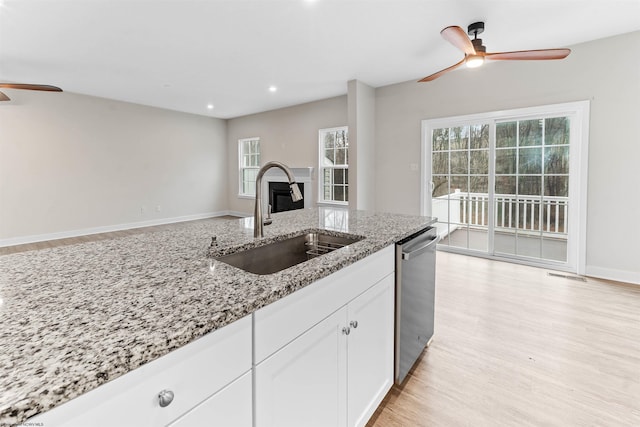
left=318, top=126, right=349, bottom=206
left=238, top=137, right=261, bottom=198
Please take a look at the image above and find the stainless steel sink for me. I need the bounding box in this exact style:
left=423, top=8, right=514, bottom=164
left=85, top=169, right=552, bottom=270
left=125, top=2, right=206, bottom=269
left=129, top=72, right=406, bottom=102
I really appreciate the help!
left=214, top=232, right=363, bottom=275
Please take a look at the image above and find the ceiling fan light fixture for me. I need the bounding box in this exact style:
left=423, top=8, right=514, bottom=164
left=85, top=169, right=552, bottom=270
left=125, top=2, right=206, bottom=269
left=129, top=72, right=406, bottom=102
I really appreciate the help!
left=466, top=54, right=484, bottom=68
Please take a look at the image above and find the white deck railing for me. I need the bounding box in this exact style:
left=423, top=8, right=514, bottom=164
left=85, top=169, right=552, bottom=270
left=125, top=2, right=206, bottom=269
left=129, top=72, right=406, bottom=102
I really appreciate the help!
left=433, top=190, right=568, bottom=238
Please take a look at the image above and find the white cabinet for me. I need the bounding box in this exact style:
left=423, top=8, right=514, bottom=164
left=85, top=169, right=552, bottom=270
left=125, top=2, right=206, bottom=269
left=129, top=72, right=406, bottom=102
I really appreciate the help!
left=255, top=308, right=348, bottom=427
left=31, top=315, right=252, bottom=427
left=254, top=245, right=395, bottom=364
left=347, top=275, right=394, bottom=427
left=255, top=246, right=395, bottom=427
left=169, top=371, right=252, bottom=427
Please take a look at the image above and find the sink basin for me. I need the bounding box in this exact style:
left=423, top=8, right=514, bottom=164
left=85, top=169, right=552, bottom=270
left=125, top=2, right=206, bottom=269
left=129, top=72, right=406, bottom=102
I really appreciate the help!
left=215, top=231, right=363, bottom=275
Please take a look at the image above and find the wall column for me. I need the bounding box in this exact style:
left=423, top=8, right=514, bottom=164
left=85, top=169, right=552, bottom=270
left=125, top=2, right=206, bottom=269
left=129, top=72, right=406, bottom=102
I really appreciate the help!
left=347, top=79, right=376, bottom=210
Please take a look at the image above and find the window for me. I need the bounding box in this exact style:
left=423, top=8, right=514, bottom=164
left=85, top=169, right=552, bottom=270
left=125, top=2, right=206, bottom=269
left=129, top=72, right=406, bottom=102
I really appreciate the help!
left=319, top=126, right=348, bottom=204
left=239, top=137, right=260, bottom=197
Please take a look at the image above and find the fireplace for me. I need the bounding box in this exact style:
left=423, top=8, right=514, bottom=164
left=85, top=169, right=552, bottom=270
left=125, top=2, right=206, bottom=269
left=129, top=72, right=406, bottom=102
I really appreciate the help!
left=269, top=182, right=305, bottom=213
left=261, top=167, right=314, bottom=212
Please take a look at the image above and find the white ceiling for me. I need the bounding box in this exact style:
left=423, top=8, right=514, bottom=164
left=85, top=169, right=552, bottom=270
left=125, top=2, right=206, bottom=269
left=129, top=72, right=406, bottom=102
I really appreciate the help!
left=1, top=0, right=639, bottom=119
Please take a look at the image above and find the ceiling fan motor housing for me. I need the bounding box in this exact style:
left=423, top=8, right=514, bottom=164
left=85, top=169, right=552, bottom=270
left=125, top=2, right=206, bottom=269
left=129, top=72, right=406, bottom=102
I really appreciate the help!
left=472, top=38, right=486, bottom=53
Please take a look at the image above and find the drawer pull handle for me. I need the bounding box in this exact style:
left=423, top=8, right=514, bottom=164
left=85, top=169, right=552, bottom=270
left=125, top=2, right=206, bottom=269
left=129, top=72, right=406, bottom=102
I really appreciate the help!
left=350, top=320, right=359, bottom=329
left=342, top=327, right=350, bottom=335
left=158, top=389, right=175, bottom=407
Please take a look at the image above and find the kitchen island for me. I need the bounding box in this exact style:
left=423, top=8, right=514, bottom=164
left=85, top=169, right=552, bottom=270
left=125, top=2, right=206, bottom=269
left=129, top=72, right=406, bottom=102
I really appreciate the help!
left=0, top=207, right=435, bottom=425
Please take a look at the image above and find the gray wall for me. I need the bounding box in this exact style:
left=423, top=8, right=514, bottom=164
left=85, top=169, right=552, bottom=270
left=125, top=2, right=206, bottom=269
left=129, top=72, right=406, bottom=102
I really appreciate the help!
left=374, top=31, right=640, bottom=283
left=226, top=95, right=347, bottom=214
left=0, top=91, right=228, bottom=244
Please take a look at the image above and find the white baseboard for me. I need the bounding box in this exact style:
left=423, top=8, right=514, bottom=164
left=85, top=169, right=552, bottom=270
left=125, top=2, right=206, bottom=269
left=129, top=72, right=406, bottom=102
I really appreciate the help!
left=226, top=210, right=251, bottom=218
left=585, top=265, right=640, bottom=286
left=0, top=211, right=244, bottom=248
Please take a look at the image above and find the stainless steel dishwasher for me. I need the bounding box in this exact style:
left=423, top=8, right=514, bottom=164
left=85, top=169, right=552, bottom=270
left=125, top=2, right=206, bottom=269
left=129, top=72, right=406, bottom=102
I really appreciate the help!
left=395, top=227, right=438, bottom=384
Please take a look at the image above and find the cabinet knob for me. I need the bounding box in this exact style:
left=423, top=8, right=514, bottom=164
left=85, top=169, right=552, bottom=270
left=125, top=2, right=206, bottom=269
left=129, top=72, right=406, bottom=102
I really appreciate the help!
left=350, top=320, right=359, bottom=329
left=342, top=327, right=351, bottom=335
left=158, top=389, right=175, bottom=407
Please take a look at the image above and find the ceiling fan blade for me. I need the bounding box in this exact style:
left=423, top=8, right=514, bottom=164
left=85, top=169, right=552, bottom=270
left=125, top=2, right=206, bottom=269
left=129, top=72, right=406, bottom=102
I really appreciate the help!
left=0, top=91, right=10, bottom=101
left=418, top=58, right=466, bottom=82
left=0, top=83, right=63, bottom=92
left=440, top=26, right=476, bottom=55
left=486, top=48, right=571, bottom=61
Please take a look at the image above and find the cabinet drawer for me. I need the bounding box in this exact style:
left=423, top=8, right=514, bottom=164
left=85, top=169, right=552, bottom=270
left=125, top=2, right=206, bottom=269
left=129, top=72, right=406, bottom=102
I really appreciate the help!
left=169, top=371, right=252, bottom=427
left=31, top=315, right=252, bottom=427
left=254, top=245, right=394, bottom=363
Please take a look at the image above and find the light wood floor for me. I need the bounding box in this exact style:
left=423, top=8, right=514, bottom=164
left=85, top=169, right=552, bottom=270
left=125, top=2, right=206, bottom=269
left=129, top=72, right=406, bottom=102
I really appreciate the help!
left=368, top=251, right=640, bottom=426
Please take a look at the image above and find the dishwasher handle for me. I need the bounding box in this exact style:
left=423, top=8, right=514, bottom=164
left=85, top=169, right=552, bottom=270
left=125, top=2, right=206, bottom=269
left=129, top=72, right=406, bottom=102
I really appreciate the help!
left=401, top=235, right=439, bottom=260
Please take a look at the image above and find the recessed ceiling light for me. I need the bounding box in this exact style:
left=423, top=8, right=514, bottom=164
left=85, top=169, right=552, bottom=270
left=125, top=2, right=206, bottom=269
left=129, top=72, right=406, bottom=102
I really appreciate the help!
left=268, top=86, right=277, bottom=93
left=207, top=104, right=214, bottom=110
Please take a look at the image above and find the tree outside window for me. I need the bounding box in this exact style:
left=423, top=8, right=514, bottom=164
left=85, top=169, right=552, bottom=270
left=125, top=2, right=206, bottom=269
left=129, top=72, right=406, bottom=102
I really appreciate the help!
left=239, top=137, right=260, bottom=196
left=319, top=127, right=348, bottom=204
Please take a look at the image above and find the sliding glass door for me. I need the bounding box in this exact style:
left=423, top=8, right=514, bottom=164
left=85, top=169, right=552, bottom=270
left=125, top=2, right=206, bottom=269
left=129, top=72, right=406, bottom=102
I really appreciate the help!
left=493, top=117, right=570, bottom=262
left=431, top=124, right=490, bottom=252
left=423, top=102, right=589, bottom=272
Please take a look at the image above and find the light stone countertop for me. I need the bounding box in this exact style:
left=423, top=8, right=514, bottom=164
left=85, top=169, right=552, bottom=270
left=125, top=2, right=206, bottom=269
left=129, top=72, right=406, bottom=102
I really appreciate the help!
left=0, top=207, right=436, bottom=424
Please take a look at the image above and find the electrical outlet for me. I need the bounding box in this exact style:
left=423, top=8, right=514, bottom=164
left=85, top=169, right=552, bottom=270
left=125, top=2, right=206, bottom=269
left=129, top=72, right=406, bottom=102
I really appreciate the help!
left=156, top=205, right=161, bottom=212
left=410, top=163, right=419, bottom=171
left=140, top=206, right=146, bottom=215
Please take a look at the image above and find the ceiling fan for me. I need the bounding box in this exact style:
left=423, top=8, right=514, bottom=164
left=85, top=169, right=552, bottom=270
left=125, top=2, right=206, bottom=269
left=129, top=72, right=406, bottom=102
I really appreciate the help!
left=0, top=83, right=63, bottom=101
left=419, top=22, right=571, bottom=82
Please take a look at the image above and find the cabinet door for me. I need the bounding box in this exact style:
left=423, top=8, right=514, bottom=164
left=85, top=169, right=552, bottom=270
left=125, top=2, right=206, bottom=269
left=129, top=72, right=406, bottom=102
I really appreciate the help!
left=255, top=308, right=348, bottom=427
left=168, top=371, right=252, bottom=427
left=347, top=274, right=395, bottom=427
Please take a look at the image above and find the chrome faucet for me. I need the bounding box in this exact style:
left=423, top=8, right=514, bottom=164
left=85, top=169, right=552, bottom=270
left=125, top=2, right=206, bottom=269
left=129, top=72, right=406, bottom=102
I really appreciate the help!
left=254, top=161, right=303, bottom=238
